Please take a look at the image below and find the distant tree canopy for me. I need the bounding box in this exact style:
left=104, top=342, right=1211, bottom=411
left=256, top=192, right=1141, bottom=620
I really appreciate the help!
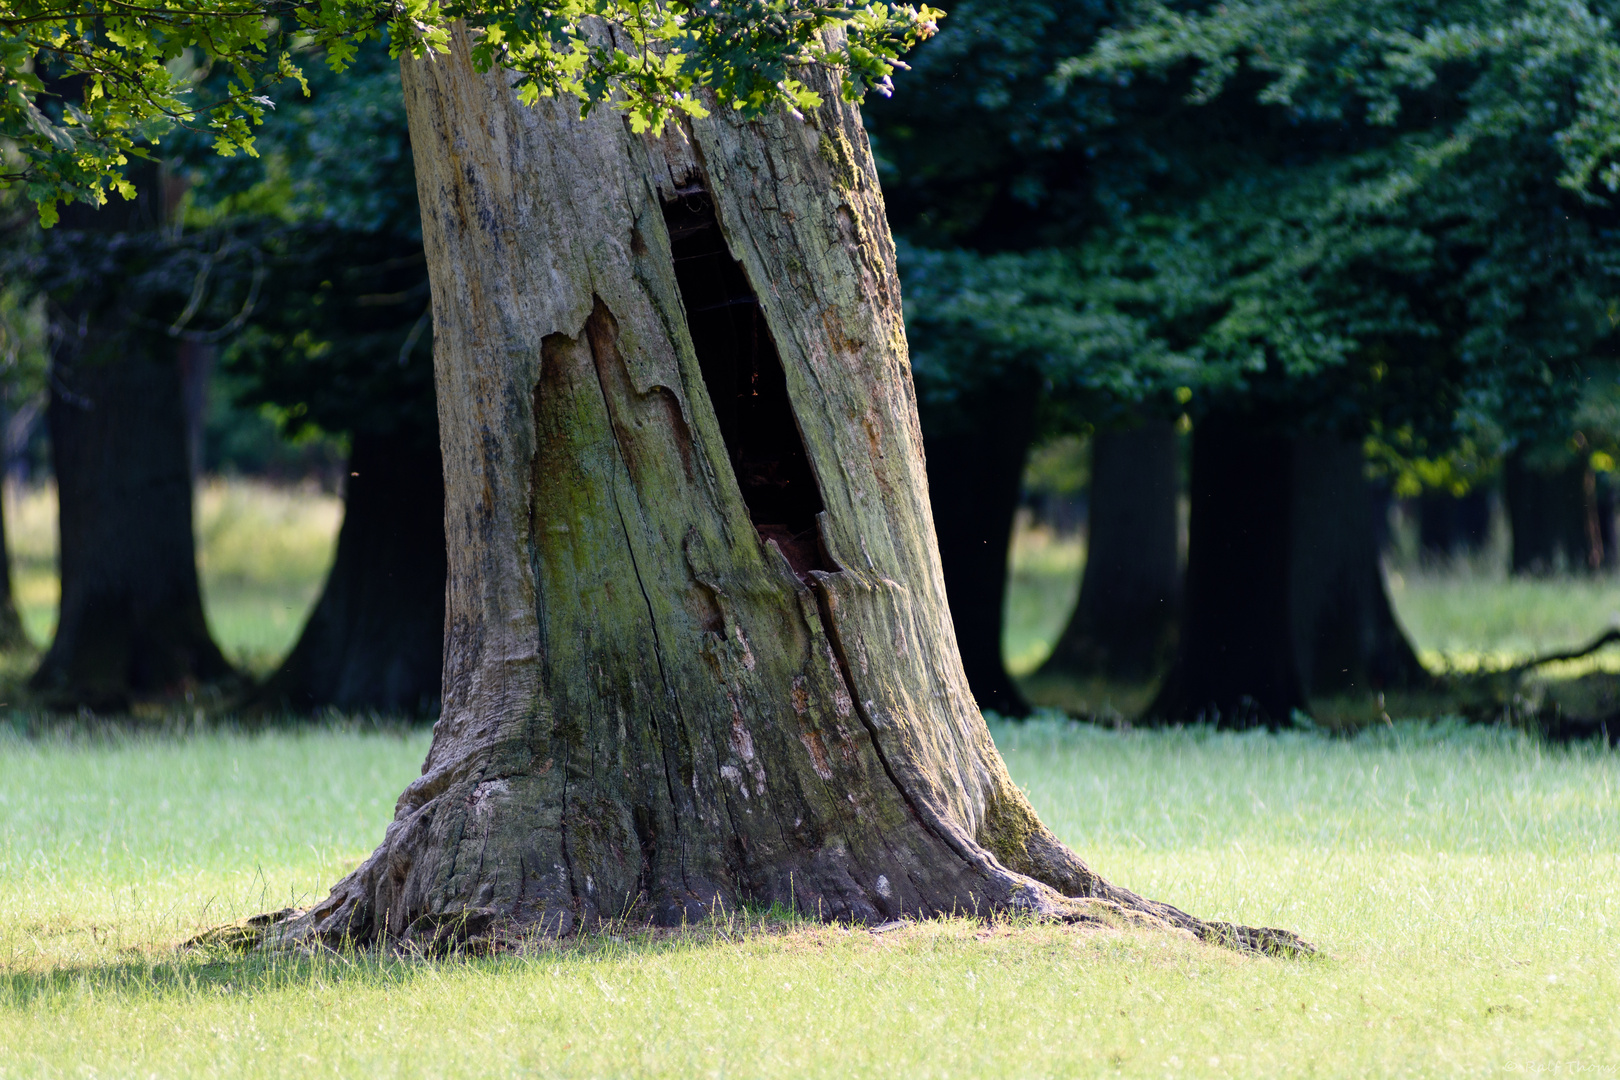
left=867, top=0, right=1188, bottom=434
left=1079, top=0, right=1620, bottom=451
left=172, top=40, right=433, bottom=448
left=874, top=0, right=1620, bottom=466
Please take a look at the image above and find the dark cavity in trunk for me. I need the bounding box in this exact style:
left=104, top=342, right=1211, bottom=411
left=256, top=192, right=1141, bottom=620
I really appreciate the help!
left=663, top=192, right=830, bottom=578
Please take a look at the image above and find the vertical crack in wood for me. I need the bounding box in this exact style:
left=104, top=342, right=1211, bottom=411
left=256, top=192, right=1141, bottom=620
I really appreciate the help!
left=532, top=336, right=579, bottom=933
left=810, top=576, right=982, bottom=909
left=581, top=297, right=696, bottom=914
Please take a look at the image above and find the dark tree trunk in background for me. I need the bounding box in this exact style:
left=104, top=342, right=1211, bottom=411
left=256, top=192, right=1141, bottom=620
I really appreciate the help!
left=1289, top=438, right=1426, bottom=697
left=1598, top=472, right=1617, bottom=568
left=1504, top=453, right=1604, bottom=574
left=1037, top=421, right=1179, bottom=682
left=1147, top=415, right=1303, bottom=727
left=254, top=431, right=446, bottom=714
left=177, top=341, right=214, bottom=481
left=1417, top=488, right=1491, bottom=559
left=920, top=376, right=1039, bottom=716
left=0, top=485, right=27, bottom=649
left=31, top=321, right=232, bottom=710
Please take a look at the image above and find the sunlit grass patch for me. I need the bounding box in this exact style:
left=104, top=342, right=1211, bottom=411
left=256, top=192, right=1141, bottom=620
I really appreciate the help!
left=1385, top=565, right=1620, bottom=666
left=193, top=479, right=342, bottom=675
left=1002, top=518, right=1083, bottom=675
left=5, top=481, right=60, bottom=650
left=1, top=719, right=1614, bottom=1077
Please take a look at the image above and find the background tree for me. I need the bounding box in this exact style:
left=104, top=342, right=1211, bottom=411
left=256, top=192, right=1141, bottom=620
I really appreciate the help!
left=1048, top=0, right=1620, bottom=723
left=0, top=271, right=47, bottom=649
left=234, top=227, right=441, bottom=713
left=865, top=0, right=1193, bottom=708
left=1039, top=421, right=1179, bottom=683
left=175, top=43, right=444, bottom=713
left=15, top=179, right=252, bottom=709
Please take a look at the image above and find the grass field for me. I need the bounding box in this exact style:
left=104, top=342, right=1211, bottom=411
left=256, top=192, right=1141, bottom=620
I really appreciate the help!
left=0, top=720, right=1614, bottom=1077
left=0, top=481, right=1616, bottom=1076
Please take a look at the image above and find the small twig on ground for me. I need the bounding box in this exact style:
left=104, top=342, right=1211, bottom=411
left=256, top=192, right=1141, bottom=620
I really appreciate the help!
left=1504, top=627, right=1620, bottom=680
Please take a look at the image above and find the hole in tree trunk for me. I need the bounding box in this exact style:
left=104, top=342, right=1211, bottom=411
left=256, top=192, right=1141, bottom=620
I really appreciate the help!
left=662, top=190, right=831, bottom=577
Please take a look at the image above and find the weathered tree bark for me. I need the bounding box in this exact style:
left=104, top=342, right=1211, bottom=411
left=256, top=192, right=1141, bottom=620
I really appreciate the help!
left=272, top=32, right=1308, bottom=955
left=1146, top=415, right=1303, bottom=727
left=30, top=321, right=233, bottom=710
left=253, top=430, right=445, bottom=714
left=1038, top=422, right=1179, bottom=683
left=1289, top=438, right=1427, bottom=697
left=918, top=376, right=1040, bottom=716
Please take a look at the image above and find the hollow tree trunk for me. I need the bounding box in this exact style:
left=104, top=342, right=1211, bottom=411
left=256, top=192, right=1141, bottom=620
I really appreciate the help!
left=1038, top=422, right=1179, bottom=682
left=271, top=33, right=1306, bottom=955
left=254, top=430, right=445, bottom=714
left=918, top=377, right=1040, bottom=716
left=1147, top=414, right=1303, bottom=727
left=30, top=321, right=232, bottom=711
left=1289, top=438, right=1426, bottom=697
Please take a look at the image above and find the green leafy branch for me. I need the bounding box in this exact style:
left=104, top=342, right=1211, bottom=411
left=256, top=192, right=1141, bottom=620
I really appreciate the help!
left=1, top=0, right=940, bottom=222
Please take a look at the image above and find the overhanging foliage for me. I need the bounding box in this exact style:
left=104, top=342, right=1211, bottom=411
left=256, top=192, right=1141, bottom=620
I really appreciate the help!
left=1, top=0, right=942, bottom=221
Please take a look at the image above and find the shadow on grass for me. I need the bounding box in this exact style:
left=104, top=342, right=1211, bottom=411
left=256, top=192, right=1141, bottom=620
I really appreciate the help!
left=1017, top=665, right=1617, bottom=747
left=0, top=948, right=444, bottom=1010
left=0, top=908, right=888, bottom=1011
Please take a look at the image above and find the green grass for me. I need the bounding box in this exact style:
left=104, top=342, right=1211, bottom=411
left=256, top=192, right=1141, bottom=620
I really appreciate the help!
left=1003, top=518, right=1083, bottom=676
left=0, top=719, right=1614, bottom=1077
left=1389, top=563, right=1620, bottom=673
left=0, top=484, right=1616, bottom=1074
left=5, top=480, right=341, bottom=676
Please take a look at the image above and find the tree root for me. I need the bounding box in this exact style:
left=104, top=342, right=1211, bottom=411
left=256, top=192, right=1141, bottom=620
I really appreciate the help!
left=187, top=891, right=1314, bottom=960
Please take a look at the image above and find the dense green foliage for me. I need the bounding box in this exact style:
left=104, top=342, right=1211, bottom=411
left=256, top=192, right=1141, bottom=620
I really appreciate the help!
left=867, top=0, right=1183, bottom=429
left=1076, top=0, right=1620, bottom=451
left=175, top=41, right=434, bottom=447
left=0, top=0, right=940, bottom=222
left=876, top=0, right=1620, bottom=464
